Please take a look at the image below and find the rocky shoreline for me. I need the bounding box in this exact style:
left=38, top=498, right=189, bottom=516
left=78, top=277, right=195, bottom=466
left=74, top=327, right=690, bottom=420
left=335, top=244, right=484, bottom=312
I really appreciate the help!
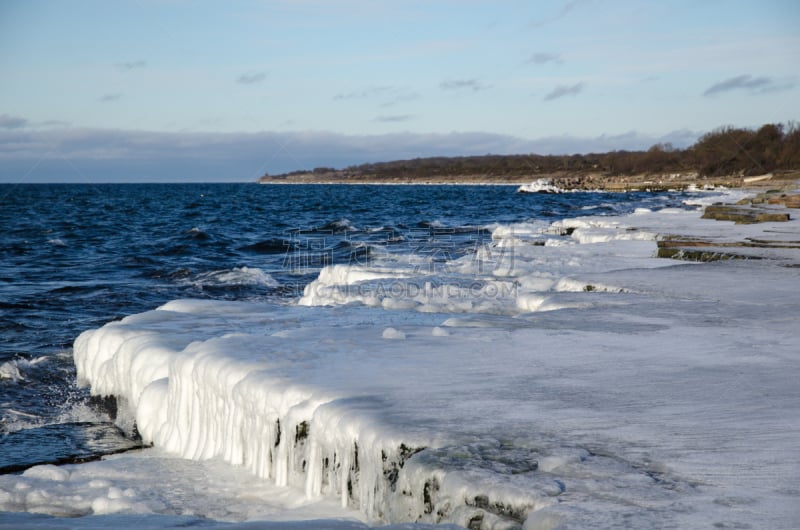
left=657, top=179, right=800, bottom=263
left=259, top=170, right=800, bottom=192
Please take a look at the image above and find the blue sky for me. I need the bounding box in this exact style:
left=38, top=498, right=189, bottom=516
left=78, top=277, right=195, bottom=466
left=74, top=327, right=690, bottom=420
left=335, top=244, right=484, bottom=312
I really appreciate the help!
left=1, top=0, right=798, bottom=182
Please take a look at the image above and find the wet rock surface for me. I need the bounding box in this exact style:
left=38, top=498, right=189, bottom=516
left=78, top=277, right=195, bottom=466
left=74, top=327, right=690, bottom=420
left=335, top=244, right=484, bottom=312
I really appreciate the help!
left=701, top=204, right=790, bottom=224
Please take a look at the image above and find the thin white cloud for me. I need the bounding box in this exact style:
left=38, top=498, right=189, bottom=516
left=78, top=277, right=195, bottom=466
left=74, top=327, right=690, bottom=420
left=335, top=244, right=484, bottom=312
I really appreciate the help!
left=543, top=82, right=585, bottom=101
left=439, top=79, right=489, bottom=92
left=703, top=74, right=795, bottom=96
left=374, top=115, right=413, bottom=123
left=529, top=0, right=587, bottom=28
left=237, top=72, right=267, bottom=84
left=527, top=52, right=562, bottom=65
left=115, top=60, right=147, bottom=70
left=334, top=86, right=391, bottom=100
left=38, top=119, right=71, bottom=128
left=334, top=86, right=419, bottom=107
left=379, top=92, right=419, bottom=107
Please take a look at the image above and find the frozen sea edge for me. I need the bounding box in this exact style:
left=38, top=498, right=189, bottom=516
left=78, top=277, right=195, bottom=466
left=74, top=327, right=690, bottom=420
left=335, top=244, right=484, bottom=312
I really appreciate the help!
left=4, top=187, right=800, bottom=529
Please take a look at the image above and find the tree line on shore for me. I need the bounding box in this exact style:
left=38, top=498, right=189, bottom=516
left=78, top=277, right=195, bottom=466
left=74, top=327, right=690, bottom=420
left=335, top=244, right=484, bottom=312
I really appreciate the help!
left=264, top=122, right=800, bottom=181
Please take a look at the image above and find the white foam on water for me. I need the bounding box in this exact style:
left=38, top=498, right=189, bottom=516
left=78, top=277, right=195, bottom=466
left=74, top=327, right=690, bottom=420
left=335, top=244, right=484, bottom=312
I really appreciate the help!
left=192, top=266, right=279, bottom=287
left=0, top=356, right=49, bottom=383
left=0, top=361, right=24, bottom=382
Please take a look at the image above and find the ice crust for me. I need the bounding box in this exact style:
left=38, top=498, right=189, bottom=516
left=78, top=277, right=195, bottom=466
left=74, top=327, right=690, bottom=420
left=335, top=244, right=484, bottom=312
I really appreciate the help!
left=4, top=199, right=799, bottom=528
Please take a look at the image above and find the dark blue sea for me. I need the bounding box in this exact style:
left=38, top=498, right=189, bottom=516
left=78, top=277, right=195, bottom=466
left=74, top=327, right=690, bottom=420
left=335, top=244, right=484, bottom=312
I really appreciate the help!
left=0, top=183, right=694, bottom=473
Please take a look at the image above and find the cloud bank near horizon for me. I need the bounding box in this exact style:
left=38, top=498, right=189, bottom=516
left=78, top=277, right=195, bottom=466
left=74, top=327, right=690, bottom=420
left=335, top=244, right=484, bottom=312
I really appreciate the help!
left=0, top=124, right=701, bottom=183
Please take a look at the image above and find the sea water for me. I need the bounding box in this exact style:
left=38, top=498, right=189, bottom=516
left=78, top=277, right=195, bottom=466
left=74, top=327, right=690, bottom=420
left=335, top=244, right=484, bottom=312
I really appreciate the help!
left=1, top=183, right=798, bottom=528
left=0, top=183, right=688, bottom=441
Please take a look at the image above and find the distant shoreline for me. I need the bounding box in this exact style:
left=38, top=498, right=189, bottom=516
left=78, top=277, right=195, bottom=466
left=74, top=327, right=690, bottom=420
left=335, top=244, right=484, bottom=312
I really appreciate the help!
left=258, top=180, right=522, bottom=186
left=258, top=171, right=800, bottom=192
left=258, top=173, right=744, bottom=191
left=258, top=123, right=800, bottom=190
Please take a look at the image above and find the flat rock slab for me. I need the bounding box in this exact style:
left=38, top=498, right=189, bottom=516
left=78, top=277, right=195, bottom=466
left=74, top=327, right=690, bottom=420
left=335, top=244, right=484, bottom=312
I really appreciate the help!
left=701, top=204, right=790, bottom=224
left=766, top=194, right=800, bottom=208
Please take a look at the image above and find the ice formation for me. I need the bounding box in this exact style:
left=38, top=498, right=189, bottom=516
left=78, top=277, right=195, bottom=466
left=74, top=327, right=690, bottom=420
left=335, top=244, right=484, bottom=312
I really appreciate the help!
left=21, top=202, right=798, bottom=528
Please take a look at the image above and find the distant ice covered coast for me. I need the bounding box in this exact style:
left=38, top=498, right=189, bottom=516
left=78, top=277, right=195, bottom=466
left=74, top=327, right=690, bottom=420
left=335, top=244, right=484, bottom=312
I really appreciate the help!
left=5, top=187, right=800, bottom=529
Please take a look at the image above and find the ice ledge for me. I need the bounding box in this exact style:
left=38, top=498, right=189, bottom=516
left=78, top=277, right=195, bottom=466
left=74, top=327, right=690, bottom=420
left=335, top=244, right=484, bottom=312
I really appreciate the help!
left=72, top=300, right=553, bottom=528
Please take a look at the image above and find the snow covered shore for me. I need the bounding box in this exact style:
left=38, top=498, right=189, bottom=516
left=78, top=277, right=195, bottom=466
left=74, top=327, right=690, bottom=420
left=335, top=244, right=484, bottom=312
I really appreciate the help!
left=3, top=190, right=799, bottom=529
